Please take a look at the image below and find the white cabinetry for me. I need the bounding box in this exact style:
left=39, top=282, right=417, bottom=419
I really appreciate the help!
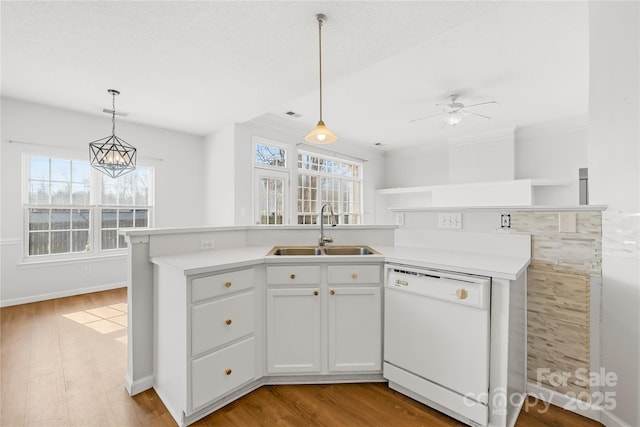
left=265, top=263, right=382, bottom=375
left=266, top=287, right=322, bottom=373
left=154, top=265, right=259, bottom=426
left=327, top=264, right=382, bottom=373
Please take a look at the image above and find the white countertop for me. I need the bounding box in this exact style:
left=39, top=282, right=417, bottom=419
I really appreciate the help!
left=151, top=244, right=529, bottom=280
left=376, top=246, right=529, bottom=280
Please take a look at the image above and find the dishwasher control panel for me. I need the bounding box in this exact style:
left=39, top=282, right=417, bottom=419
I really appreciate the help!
left=386, top=264, right=491, bottom=310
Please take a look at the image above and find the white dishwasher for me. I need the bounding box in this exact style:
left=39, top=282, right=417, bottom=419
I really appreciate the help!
left=384, top=264, right=491, bottom=427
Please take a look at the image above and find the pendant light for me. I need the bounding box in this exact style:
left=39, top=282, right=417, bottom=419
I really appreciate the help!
left=305, top=13, right=337, bottom=144
left=89, top=89, right=137, bottom=178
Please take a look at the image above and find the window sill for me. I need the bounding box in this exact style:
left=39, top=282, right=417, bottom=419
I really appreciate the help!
left=18, top=252, right=127, bottom=268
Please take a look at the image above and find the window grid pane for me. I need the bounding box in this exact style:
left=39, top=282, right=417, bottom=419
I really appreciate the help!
left=259, top=177, right=285, bottom=225
left=29, top=157, right=91, bottom=207
left=256, top=143, right=287, bottom=168
left=101, top=208, right=149, bottom=250
left=28, top=208, right=90, bottom=256
left=296, top=151, right=362, bottom=226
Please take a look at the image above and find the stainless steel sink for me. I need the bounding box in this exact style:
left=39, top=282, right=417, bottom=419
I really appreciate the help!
left=267, top=245, right=379, bottom=256
left=323, top=246, right=377, bottom=256
left=268, top=246, right=323, bottom=256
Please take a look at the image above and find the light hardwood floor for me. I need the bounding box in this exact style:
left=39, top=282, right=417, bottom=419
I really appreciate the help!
left=1, top=288, right=603, bottom=427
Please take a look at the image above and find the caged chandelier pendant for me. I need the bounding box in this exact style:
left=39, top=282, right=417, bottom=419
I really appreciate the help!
left=89, top=89, right=137, bottom=178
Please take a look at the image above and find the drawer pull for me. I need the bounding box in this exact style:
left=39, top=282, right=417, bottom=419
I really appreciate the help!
left=290, top=274, right=296, bottom=280
left=225, top=319, right=232, bottom=326
left=313, top=291, right=319, bottom=296
left=352, top=273, right=358, bottom=279
left=395, top=279, right=408, bottom=286
left=224, top=281, right=232, bottom=288
left=225, top=368, right=232, bottom=376
left=456, top=288, right=468, bottom=300
left=330, top=290, right=335, bottom=296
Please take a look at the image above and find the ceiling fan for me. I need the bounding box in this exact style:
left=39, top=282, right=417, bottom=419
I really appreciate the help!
left=410, top=94, right=497, bottom=127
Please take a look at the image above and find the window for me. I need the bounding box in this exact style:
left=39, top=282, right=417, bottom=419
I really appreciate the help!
left=28, top=208, right=91, bottom=255
left=100, top=168, right=151, bottom=250
left=254, top=140, right=288, bottom=225
left=252, top=139, right=363, bottom=226
left=24, top=155, right=153, bottom=258
left=297, top=151, right=362, bottom=225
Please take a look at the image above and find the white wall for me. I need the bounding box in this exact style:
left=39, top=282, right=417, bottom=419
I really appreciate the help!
left=203, top=124, right=236, bottom=226
left=588, top=3, right=639, bottom=426
left=516, top=121, right=588, bottom=205
left=449, top=131, right=514, bottom=184
left=0, top=97, right=205, bottom=305
left=383, top=146, right=449, bottom=188
left=378, top=122, right=588, bottom=211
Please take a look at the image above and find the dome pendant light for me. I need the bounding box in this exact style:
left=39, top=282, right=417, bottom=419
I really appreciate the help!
left=305, top=13, right=337, bottom=144
left=89, top=89, right=137, bottom=178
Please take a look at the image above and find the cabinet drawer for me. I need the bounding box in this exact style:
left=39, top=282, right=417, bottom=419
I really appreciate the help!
left=192, top=291, right=255, bottom=356
left=191, top=337, right=255, bottom=411
left=266, top=265, right=321, bottom=285
left=328, top=265, right=381, bottom=284
left=192, top=268, right=254, bottom=302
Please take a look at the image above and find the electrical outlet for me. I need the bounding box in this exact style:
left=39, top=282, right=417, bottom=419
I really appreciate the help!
left=84, top=266, right=92, bottom=274
left=438, top=213, right=462, bottom=229
left=500, top=214, right=511, bottom=229
left=200, top=240, right=215, bottom=250
left=395, top=213, right=405, bottom=226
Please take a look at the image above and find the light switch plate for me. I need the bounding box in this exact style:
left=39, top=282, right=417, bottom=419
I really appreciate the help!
left=438, top=213, right=462, bottom=229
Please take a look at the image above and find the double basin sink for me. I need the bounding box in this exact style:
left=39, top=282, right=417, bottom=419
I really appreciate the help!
left=267, top=245, right=379, bottom=256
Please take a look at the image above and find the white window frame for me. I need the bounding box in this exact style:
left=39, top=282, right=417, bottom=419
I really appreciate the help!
left=296, top=150, right=363, bottom=225
left=97, top=166, right=154, bottom=252
left=252, top=138, right=364, bottom=226
left=22, top=152, right=154, bottom=261
left=252, top=137, right=290, bottom=225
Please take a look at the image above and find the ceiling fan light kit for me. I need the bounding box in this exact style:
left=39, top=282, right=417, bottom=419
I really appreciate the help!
left=305, top=13, right=338, bottom=144
left=411, top=94, right=497, bottom=127
left=89, top=89, right=137, bottom=178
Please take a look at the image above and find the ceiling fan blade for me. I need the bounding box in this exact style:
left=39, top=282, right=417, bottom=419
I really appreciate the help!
left=463, top=101, right=497, bottom=108
left=465, top=111, right=492, bottom=120
left=409, top=113, right=442, bottom=123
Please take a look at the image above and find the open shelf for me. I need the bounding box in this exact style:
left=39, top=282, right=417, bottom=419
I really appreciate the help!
left=376, top=179, right=573, bottom=208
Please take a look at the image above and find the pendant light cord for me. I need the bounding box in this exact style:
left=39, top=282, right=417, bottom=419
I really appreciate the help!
left=318, top=16, right=323, bottom=122
left=111, top=92, right=117, bottom=136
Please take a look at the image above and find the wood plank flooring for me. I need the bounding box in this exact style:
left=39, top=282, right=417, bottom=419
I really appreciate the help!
left=1, top=288, right=603, bottom=427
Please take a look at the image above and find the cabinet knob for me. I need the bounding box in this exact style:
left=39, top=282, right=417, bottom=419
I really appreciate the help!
left=225, top=319, right=232, bottom=326
left=352, top=273, right=358, bottom=279
left=456, top=288, right=468, bottom=300
left=225, top=281, right=232, bottom=288
left=313, top=291, right=319, bottom=296
left=290, top=274, right=296, bottom=280
left=225, top=368, right=232, bottom=376
left=330, top=290, right=335, bottom=296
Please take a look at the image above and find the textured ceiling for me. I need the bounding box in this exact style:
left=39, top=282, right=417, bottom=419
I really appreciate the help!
left=1, top=1, right=589, bottom=151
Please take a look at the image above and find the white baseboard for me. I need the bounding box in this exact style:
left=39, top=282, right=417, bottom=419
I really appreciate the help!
left=526, top=382, right=632, bottom=427
left=125, top=374, right=154, bottom=396
left=0, top=282, right=126, bottom=307
left=600, top=409, right=634, bottom=427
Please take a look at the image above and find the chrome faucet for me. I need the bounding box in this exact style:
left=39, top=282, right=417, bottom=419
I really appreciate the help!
left=318, top=203, right=337, bottom=246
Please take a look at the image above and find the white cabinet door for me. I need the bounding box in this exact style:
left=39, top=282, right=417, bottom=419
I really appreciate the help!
left=266, top=288, right=321, bottom=373
left=328, top=286, right=382, bottom=372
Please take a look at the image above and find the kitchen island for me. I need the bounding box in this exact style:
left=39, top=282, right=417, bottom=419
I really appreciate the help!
left=123, top=225, right=530, bottom=427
